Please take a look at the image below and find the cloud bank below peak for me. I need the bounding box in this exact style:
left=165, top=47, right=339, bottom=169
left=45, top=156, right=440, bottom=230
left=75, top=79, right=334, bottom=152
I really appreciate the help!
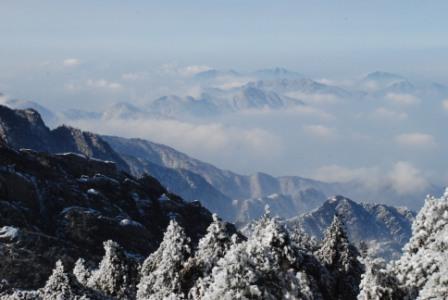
left=312, top=161, right=430, bottom=196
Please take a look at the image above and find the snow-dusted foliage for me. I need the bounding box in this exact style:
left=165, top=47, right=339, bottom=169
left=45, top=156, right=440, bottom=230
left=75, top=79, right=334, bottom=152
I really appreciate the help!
left=290, top=224, right=319, bottom=253
left=73, top=258, right=91, bottom=287
left=417, top=259, right=448, bottom=300
left=358, top=188, right=448, bottom=299
left=392, top=189, right=448, bottom=299
left=357, top=258, right=402, bottom=300
left=39, top=260, right=86, bottom=300
left=0, top=209, right=368, bottom=299
left=317, top=216, right=364, bottom=300
left=136, top=220, right=191, bottom=300
left=200, top=210, right=317, bottom=300
left=194, top=214, right=234, bottom=274
left=85, top=240, right=139, bottom=299
left=185, top=214, right=235, bottom=299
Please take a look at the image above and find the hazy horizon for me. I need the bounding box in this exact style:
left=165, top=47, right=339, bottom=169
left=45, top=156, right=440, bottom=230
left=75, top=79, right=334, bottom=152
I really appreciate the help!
left=1, top=1, right=448, bottom=198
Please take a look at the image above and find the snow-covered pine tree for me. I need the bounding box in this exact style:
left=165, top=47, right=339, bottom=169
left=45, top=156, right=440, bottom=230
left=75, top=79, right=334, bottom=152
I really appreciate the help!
left=390, top=189, right=448, bottom=299
left=201, top=209, right=317, bottom=300
left=185, top=214, right=235, bottom=299
left=40, top=260, right=75, bottom=299
left=39, top=260, right=84, bottom=300
left=290, top=224, right=319, bottom=253
left=317, top=215, right=363, bottom=300
left=0, top=280, right=9, bottom=295
left=193, top=214, right=234, bottom=275
left=357, top=257, right=402, bottom=300
left=417, top=257, right=448, bottom=300
left=137, top=220, right=191, bottom=300
left=73, top=258, right=92, bottom=287
left=85, top=240, right=139, bottom=299
left=0, top=261, right=93, bottom=300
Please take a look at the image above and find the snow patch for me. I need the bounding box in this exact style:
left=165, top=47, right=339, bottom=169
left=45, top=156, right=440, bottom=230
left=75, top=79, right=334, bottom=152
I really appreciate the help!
left=87, top=188, right=100, bottom=196
left=158, top=193, right=170, bottom=202
left=0, top=226, right=19, bottom=240
left=119, top=218, right=144, bottom=228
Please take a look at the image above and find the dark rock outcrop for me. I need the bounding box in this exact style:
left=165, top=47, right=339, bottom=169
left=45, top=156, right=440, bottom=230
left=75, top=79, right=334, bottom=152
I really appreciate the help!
left=0, top=105, right=129, bottom=172
left=0, top=144, right=225, bottom=289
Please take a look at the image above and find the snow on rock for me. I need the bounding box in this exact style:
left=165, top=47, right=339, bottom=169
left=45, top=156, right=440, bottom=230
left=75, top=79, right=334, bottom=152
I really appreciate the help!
left=87, top=188, right=100, bottom=196
left=0, top=226, right=19, bottom=240
left=158, top=193, right=170, bottom=202
left=119, top=219, right=144, bottom=228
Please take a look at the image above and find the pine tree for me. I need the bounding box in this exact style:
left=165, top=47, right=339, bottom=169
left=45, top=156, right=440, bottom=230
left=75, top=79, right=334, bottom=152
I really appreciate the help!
left=317, top=216, right=363, bottom=300
left=39, top=260, right=83, bottom=300
left=86, top=240, right=139, bottom=299
left=194, top=214, right=234, bottom=275
left=418, top=258, right=448, bottom=300
left=202, top=210, right=316, bottom=299
left=357, top=257, right=402, bottom=300
left=73, top=258, right=91, bottom=287
left=390, top=189, right=448, bottom=299
left=137, top=220, right=191, bottom=300
left=185, top=214, right=234, bottom=299
left=290, top=224, right=319, bottom=253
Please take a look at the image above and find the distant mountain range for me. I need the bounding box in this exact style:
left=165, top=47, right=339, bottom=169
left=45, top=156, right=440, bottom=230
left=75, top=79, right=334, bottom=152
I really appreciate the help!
left=0, top=104, right=431, bottom=262
left=4, top=69, right=447, bottom=124
left=0, top=68, right=445, bottom=221
left=0, top=104, right=441, bottom=224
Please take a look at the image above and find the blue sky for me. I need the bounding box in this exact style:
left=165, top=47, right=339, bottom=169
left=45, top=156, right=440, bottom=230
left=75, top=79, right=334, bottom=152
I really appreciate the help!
left=2, top=0, right=448, bottom=78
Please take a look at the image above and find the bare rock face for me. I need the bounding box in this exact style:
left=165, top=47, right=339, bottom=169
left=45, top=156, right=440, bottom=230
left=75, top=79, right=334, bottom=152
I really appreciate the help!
left=0, top=105, right=129, bottom=172
left=0, top=144, right=224, bottom=289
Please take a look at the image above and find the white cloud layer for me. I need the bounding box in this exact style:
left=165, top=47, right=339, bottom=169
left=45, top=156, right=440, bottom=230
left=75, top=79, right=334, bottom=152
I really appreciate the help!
left=66, top=117, right=283, bottom=170
left=121, top=72, right=148, bottom=81
left=386, top=93, right=420, bottom=106
left=312, top=164, right=382, bottom=188
left=313, top=161, right=429, bottom=195
left=442, top=99, right=448, bottom=111
left=371, top=107, right=408, bottom=120
left=286, top=92, right=340, bottom=105
left=396, top=132, right=436, bottom=148
left=86, top=79, right=123, bottom=91
left=63, top=58, right=81, bottom=67
left=237, top=105, right=333, bottom=121
left=65, top=79, right=124, bottom=93
left=0, top=94, right=8, bottom=104
left=303, top=124, right=337, bottom=140
left=160, top=64, right=212, bottom=77
left=388, top=161, right=429, bottom=195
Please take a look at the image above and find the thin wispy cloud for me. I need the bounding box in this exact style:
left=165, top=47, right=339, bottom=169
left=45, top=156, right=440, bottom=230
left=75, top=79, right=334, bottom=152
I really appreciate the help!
left=303, top=124, right=337, bottom=140
left=388, top=161, right=429, bottom=195
left=312, top=161, right=429, bottom=195
left=121, top=72, right=148, bottom=81
left=386, top=93, right=420, bottom=106
left=63, top=58, right=81, bottom=67
left=160, top=64, right=212, bottom=77
left=442, top=99, right=448, bottom=111
left=371, top=107, right=408, bottom=121
left=66, top=117, right=283, bottom=171
left=396, top=132, right=436, bottom=148
left=286, top=92, right=341, bottom=105
left=65, top=79, right=124, bottom=93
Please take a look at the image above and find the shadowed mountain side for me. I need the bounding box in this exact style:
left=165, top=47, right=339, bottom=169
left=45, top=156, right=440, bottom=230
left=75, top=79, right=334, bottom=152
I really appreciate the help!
left=0, top=143, right=235, bottom=289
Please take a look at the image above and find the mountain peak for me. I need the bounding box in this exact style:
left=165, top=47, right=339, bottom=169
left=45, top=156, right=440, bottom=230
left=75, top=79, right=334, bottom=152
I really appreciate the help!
left=0, top=105, right=130, bottom=172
